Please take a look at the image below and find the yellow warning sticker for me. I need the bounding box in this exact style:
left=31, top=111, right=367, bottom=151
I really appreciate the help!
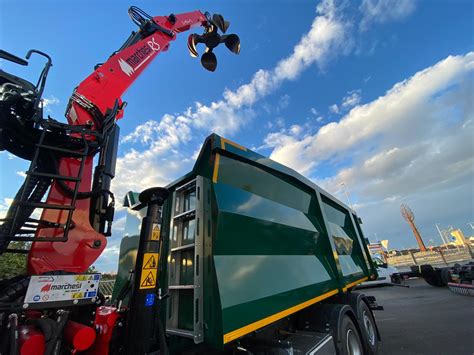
left=140, top=270, right=157, bottom=289
left=143, top=253, right=158, bottom=269
left=151, top=224, right=161, bottom=241
left=140, top=253, right=159, bottom=289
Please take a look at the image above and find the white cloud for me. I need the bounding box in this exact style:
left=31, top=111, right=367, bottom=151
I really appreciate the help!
left=329, top=103, right=340, bottom=114
left=359, top=0, right=417, bottom=31
left=278, top=94, right=291, bottom=111
left=341, top=90, right=361, bottom=108
left=266, top=52, right=474, bottom=175
left=16, top=171, right=26, bottom=178
left=329, top=90, right=362, bottom=116
left=42, top=95, right=60, bottom=110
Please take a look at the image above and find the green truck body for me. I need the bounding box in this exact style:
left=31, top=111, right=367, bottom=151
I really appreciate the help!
left=113, top=133, right=377, bottom=350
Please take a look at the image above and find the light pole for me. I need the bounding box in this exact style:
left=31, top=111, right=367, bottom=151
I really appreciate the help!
left=435, top=223, right=448, bottom=245
left=340, top=182, right=354, bottom=210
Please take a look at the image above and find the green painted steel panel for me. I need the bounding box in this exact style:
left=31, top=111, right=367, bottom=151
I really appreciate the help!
left=218, top=155, right=312, bottom=213
left=214, top=255, right=331, bottom=309
left=221, top=282, right=337, bottom=334
left=214, top=211, right=320, bottom=256
left=215, top=183, right=317, bottom=233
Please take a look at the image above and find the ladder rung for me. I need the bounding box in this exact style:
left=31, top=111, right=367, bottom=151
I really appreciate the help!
left=173, top=210, right=196, bottom=220
left=175, top=179, right=196, bottom=192
left=26, top=220, right=64, bottom=228
left=166, top=328, right=194, bottom=338
left=16, top=229, right=37, bottom=234
left=18, top=201, right=75, bottom=210
left=27, top=171, right=81, bottom=182
left=36, top=144, right=87, bottom=156
left=8, top=235, right=67, bottom=242
left=171, top=243, right=195, bottom=252
left=168, top=285, right=194, bottom=290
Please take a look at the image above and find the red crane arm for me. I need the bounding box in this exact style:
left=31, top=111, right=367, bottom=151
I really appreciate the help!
left=69, top=11, right=208, bottom=125
left=28, top=10, right=209, bottom=274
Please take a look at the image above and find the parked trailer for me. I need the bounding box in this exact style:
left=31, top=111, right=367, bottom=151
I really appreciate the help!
left=113, top=134, right=381, bottom=354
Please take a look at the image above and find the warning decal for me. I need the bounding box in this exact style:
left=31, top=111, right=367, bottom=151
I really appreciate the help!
left=143, top=253, right=158, bottom=269
left=151, top=223, right=161, bottom=241
left=140, top=253, right=159, bottom=289
left=140, top=271, right=156, bottom=289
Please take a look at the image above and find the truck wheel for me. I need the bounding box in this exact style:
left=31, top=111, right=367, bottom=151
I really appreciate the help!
left=358, top=301, right=378, bottom=355
left=338, top=315, right=363, bottom=355
left=440, top=268, right=452, bottom=285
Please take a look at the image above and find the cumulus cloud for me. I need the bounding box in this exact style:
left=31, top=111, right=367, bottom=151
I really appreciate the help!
left=341, top=90, right=361, bottom=108
left=42, top=95, right=60, bottom=107
left=266, top=52, right=474, bottom=174
left=329, top=103, right=340, bottom=114
left=328, top=90, right=362, bottom=115
left=359, top=0, right=417, bottom=31
left=42, top=95, right=60, bottom=113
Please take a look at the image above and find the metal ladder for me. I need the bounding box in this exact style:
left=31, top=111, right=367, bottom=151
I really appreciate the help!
left=166, top=177, right=206, bottom=344
left=1, top=120, right=98, bottom=251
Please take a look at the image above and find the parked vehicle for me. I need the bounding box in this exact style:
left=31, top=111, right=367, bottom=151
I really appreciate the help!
left=360, top=256, right=399, bottom=286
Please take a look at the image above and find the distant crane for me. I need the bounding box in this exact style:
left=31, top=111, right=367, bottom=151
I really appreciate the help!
left=400, top=204, right=427, bottom=251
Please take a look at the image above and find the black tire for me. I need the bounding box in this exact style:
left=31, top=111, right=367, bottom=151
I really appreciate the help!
left=423, top=276, right=444, bottom=287
left=358, top=301, right=379, bottom=355
left=390, top=274, right=402, bottom=284
left=440, top=268, right=452, bottom=285
left=337, top=315, right=364, bottom=355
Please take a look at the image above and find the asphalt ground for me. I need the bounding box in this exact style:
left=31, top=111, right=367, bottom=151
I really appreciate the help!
left=359, top=278, right=474, bottom=355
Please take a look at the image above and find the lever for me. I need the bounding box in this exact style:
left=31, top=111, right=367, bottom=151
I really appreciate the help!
left=0, top=49, right=28, bottom=66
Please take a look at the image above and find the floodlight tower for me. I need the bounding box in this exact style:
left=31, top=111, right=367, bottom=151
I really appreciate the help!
left=400, top=204, right=427, bottom=251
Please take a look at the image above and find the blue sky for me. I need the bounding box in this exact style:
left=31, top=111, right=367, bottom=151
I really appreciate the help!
left=1, top=0, right=473, bottom=271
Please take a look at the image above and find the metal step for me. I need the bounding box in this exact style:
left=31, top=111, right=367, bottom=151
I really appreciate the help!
left=173, top=209, right=196, bottom=220
left=168, top=285, right=194, bottom=290
left=17, top=201, right=75, bottom=210
left=171, top=243, right=195, bottom=252
left=166, top=328, right=194, bottom=339
left=27, top=171, right=81, bottom=182
left=175, top=179, right=196, bottom=192
left=36, top=143, right=87, bottom=156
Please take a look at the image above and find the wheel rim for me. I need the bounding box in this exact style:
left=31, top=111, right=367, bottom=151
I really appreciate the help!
left=363, top=310, right=376, bottom=346
left=346, top=328, right=362, bottom=355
